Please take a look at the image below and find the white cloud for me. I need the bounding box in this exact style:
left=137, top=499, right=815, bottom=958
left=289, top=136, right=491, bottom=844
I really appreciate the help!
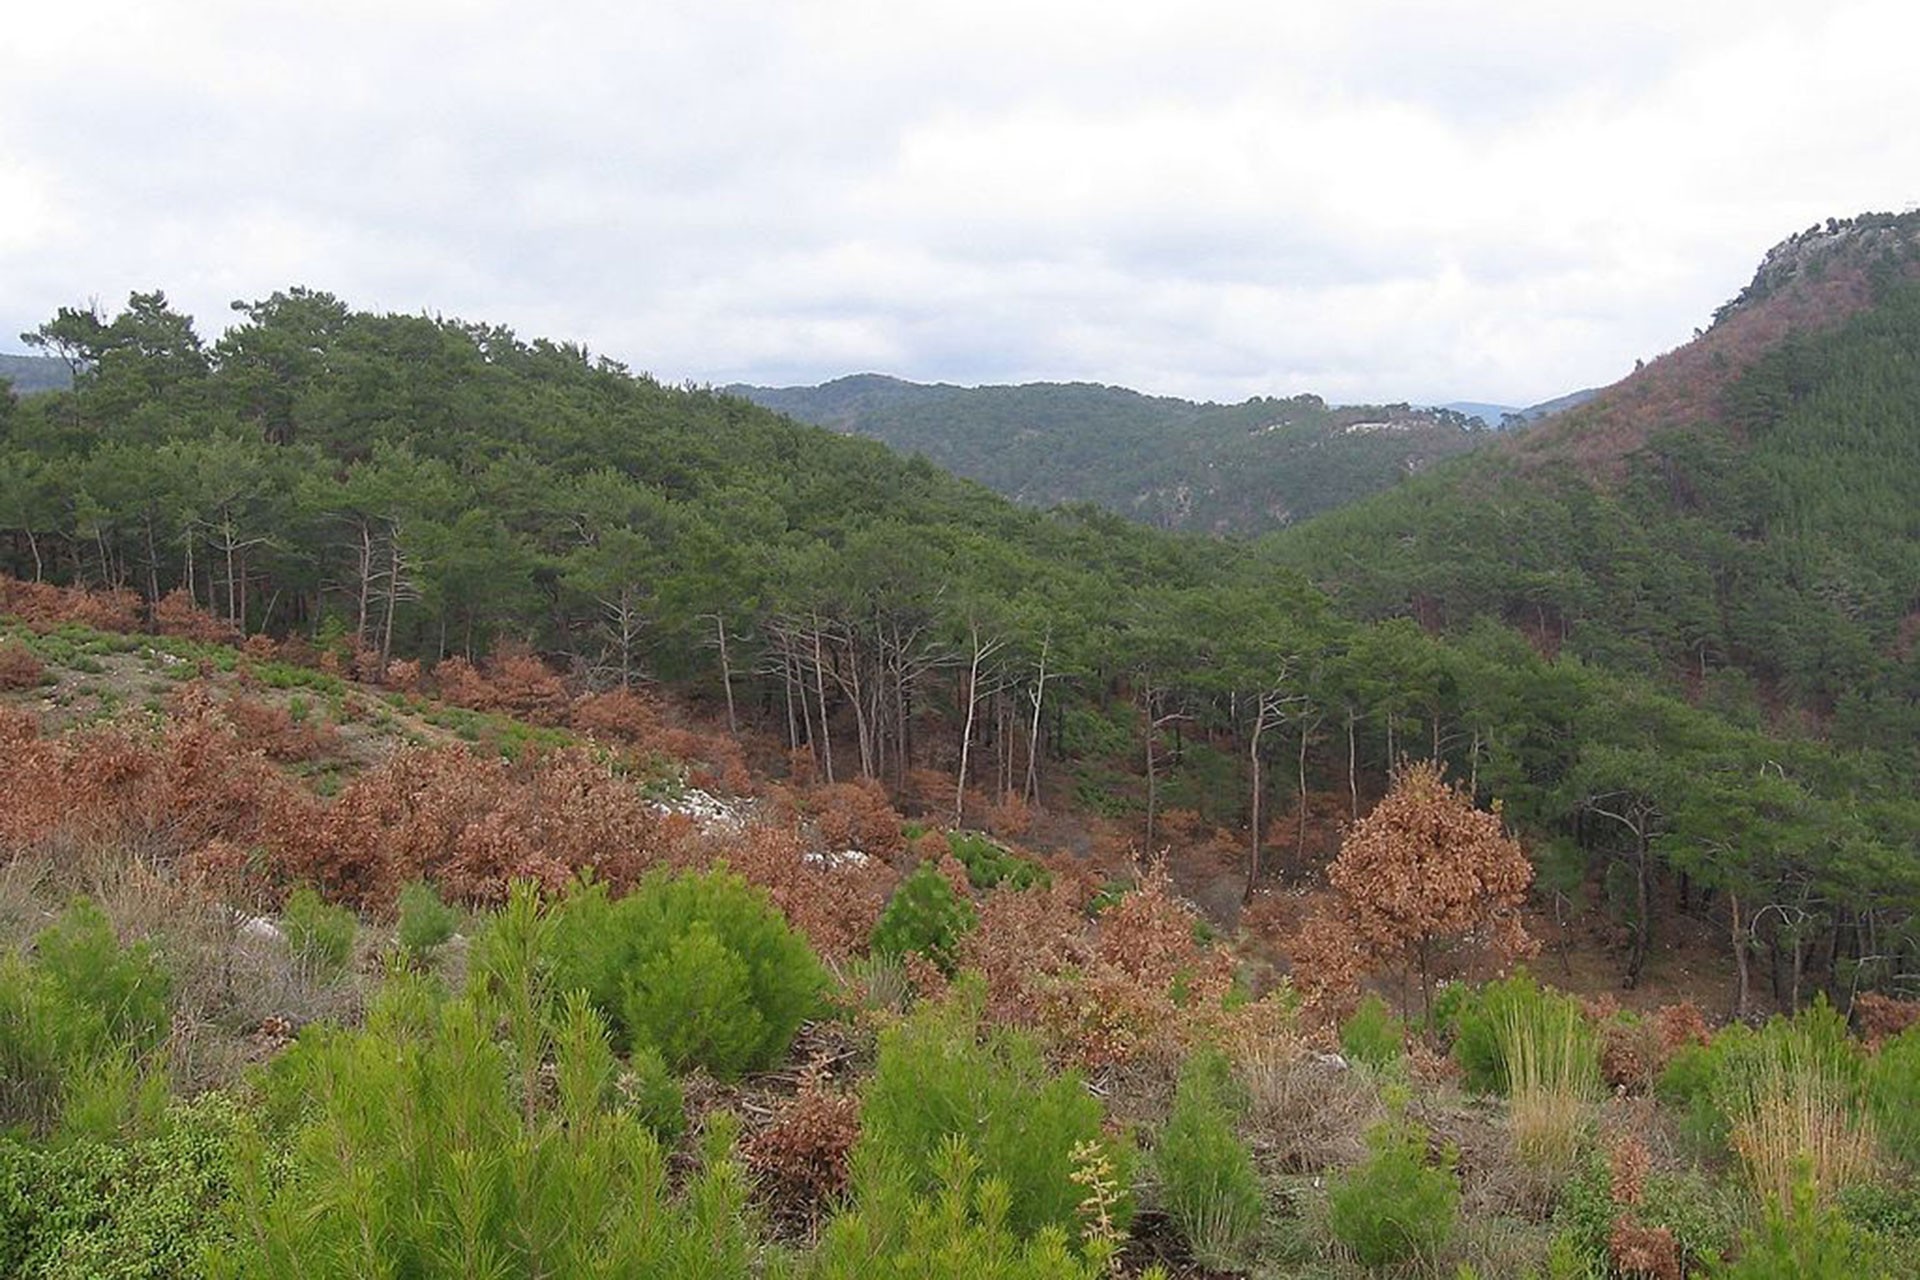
left=2, top=1, right=1916, bottom=405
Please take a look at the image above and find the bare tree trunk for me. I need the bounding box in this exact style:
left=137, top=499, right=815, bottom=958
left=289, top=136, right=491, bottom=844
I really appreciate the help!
left=811, top=621, right=834, bottom=785
left=1023, top=632, right=1050, bottom=806
left=1246, top=708, right=1267, bottom=903
left=708, top=614, right=737, bottom=735
left=1347, top=707, right=1359, bottom=820
left=1731, top=891, right=1751, bottom=1019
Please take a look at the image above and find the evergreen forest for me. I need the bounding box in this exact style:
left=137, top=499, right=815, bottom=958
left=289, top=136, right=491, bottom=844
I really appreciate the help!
left=1, top=212, right=1918, bottom=1276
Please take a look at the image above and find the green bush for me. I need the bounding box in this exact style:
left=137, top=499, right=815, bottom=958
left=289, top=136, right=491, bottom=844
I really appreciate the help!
left=395, top=880, right=457, bottom=964
left=947, top=832, right=1048, bottom=892
left=1868, top=1024, right=1920, bottom=1170
left=857, top=983, right=1133, bottom=1241
left=870, top=861, right=977, bottom=973
left=1448, top=970, right=1592, bottom=1097
left=207, top=982, right=757, bottom=1279
left=621, top=1043, right=685, bottom=1143
left=814, top=1139, right=1141, bottom=1280
left=547, top=868, right=827, bottom=1080
left=1553, top=1154, right=1742, bottom=1275
left=1326, top=1113, right=1458, bottom=1268
left=1340, top=994, right=1406, bottom=1071
left=1839, top=1177, right=1920, bottom=1245
left=31, top=900, right=170, bottom=1055
left=1711, top=1170, right=1893, bottom=1279
left=0, top=1094, right=248, bottom=1279
left=0, top=900, right=171, bottom=1139
left=1654, top=998, right=1870, bottom=1195
left=1156, top=1049, right=1262, bottom=1269
left=279, top=887, right=356, bottom=980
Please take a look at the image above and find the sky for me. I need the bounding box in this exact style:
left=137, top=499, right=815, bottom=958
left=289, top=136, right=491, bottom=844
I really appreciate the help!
left=3, top=2, right=1917, bottom=407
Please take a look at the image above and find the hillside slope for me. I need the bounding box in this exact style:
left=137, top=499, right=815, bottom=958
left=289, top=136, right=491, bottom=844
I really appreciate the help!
left=1270, top=210, right=1920, bottom=741
left=731, top=375, right=1495, bottom=534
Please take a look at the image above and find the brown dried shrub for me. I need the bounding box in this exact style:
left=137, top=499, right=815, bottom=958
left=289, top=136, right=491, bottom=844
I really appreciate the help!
left=1601, top=1018, right=1658, bottom=1094
left=959, top=864, right=1244, bottom=1069
left=570, top=688, right=666, bottom=744
left=745, top=1068, right=862, bottom=1208
left=431, top=655, right=491, bottom=709
left=484, top=644, right=570, bottom=724
left=0, top=704, right=40, bottom=746
left=221, top=694, right=342, bottom=764
left=667, top=821, right=893, bottom=961
left=260, top=744, right=667, bottom=908
left=805, top=779, right=905, bottom=859
left=0, top=641, right=45, bottom=690
left=0, top=576, right=138, bottom=632
left=382, top=658, right=423, bottom=693
left=1608, top=1216, right=1680, bottom=1280
left=983, top=790, right=1032, bottom=839
left=1610, top=1133, right=1650, bottom=1206
left=1291, top=761, right=1535, bottom=1016
left=241, top=633, right=281, bottom=663
left=1855, top=992, right=1920, bottom=1046
left=152, top=589, right=238, bottom=644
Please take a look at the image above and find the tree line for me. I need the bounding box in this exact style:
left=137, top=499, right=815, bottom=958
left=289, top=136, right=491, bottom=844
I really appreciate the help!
left=3, top=286, right=1915, bottom=1008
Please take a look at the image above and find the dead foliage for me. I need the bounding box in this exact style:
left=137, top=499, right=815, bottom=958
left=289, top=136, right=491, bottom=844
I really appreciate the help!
left=1291, top=761, right=1535, bottom=1017
left=0, top=641, right=45, bottom=690
left=745, top=1065, right=862, bottom=1211
left=152, top=589, right=239, bottom=645
left=802, top=779, right=906, bottom=860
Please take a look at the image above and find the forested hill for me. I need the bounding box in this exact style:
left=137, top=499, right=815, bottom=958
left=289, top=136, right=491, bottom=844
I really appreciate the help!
left=730, top=375, right=1497, bottom=534
left=0, top=353, right=73, bottom=395
left=1267, top=209, right=1920, bottom=740
left=2, top=261, right=1916, bottom=1005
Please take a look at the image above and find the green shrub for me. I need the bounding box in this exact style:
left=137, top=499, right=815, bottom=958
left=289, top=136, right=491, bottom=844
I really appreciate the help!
left=32, top=900, right=170, bottom=1056
left=1340, top=994, right=1405, bottom=1071
left=279, top=887, right=356, bottom=981
left=947, top=832, right=1048, bottom=892
left=1655, top=999, right=1873, bottom=1201
left=857, top=983, right=1133, bottom=1241
left=621, top=1043, right=685, bottom=1143
left=1157, top=1049, right=1262, bottom=1269
left=1839, top=1177, right=1920, bottom=1243
left=1554, top=1154, right=1743, bottom=1275
left=870, top=861, right=977, bottom=973
left=1868, top=1024, right=1920, bottom=1170
left=395, top=880, right=456, bottom=965
left=0, top=1094, right=248, bottom=1279
left=547, top=868, right=827, bottom=1080
left=1326, top=1113, right=1458, bottom=1268
left=1448, top=970, right=1591, bottom=1097
left=815, top=1139, right=1143, bottom=1279
left=1711, top=1169, right=1893, bottom=1279
left=207, top=982, right=757, bottom=1279
left=0, top=901, right=171, bottom=1139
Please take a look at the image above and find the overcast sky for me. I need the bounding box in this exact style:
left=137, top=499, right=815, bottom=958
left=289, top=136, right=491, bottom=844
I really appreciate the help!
left=4, top=2, right=1916, bottom=406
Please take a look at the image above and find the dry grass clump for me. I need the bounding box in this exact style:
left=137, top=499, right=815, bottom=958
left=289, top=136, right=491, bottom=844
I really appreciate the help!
left=1236, top=1038, right=1384, bottom=1175
left=0, top=830, right=368, bottom=1094
left=1730, top=1047, right=1878, bottom=1209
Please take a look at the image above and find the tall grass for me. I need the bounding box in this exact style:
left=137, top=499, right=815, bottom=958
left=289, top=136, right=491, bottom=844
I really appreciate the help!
left=1497, top=993, right=1599, bottom=1176
left=1727, top=1032, right=1878, bottom=1208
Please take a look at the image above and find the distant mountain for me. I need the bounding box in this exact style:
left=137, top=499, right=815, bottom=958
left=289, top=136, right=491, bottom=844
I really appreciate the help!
left=1437, top=389, right=1599, bottom=428
left=729, top=376, right=1495, bottom=535
left=0, top=354, right=73, bottom=396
